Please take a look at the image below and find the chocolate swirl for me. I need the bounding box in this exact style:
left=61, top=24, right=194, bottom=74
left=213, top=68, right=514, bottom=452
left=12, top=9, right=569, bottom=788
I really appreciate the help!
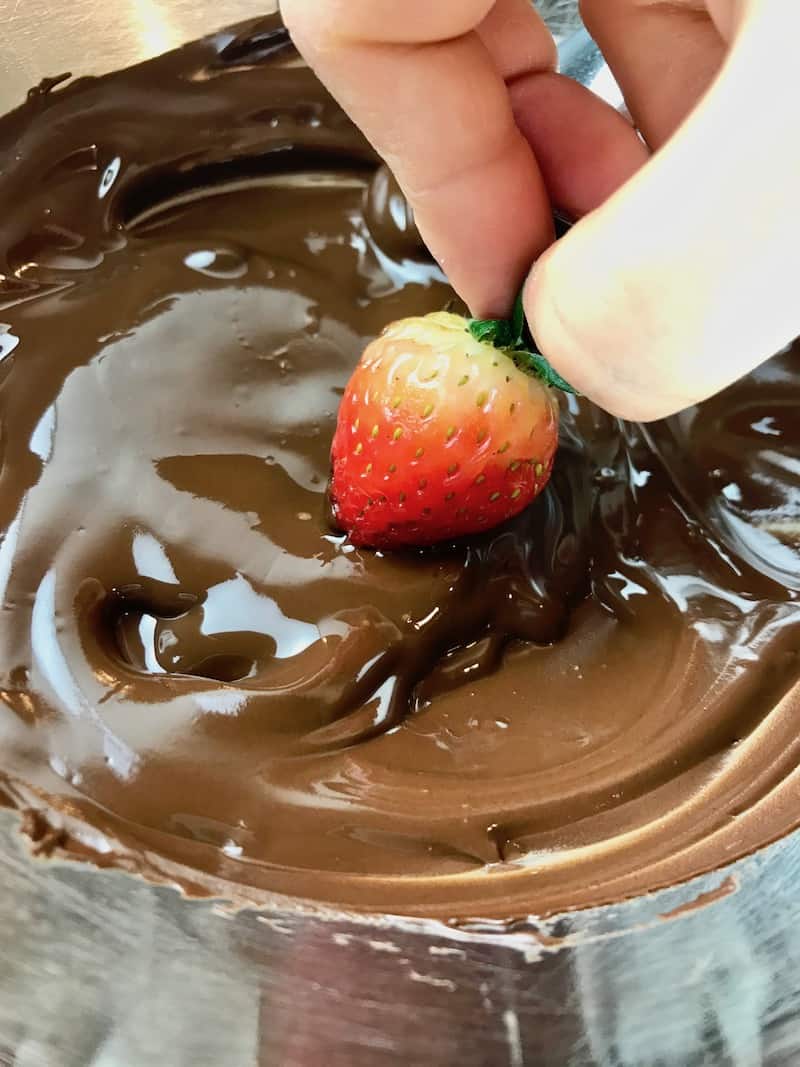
left=0, top=17, right=799, bottom=919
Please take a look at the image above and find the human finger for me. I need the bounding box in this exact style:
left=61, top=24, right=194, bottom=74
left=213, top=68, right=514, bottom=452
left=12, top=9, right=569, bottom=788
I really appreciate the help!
left=526, top=0, right=800, bottom=420
left=281, top=0, right=556, bottom=316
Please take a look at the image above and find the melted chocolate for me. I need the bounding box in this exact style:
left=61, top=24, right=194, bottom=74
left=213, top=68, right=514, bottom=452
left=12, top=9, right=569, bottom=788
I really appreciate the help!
left=0, top=17, right=799, bottom=919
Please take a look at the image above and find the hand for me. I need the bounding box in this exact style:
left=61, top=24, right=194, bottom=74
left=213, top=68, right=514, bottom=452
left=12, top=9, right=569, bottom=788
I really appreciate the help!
left=282, top=0, right=800, bottom=420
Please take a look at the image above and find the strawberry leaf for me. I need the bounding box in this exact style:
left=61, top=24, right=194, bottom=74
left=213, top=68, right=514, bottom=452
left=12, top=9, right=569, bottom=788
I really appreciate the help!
left=510, top=349, right=577, bottom=394
left=468, top=318, right=515, bottom=349
left=467, top=295, right=578, bottom=395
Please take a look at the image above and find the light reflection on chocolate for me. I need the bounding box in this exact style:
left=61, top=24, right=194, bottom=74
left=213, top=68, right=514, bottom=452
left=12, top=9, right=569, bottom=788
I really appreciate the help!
left=0, top=16, right=799, bottom=920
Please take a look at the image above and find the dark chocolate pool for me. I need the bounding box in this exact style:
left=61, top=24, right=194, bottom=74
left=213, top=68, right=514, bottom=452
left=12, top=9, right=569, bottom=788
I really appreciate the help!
left=1, top=16, right=799, bottom=920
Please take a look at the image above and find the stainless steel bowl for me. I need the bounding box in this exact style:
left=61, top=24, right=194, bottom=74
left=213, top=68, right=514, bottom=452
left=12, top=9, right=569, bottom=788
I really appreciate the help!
left=0, top=4, right=798, bottom=1065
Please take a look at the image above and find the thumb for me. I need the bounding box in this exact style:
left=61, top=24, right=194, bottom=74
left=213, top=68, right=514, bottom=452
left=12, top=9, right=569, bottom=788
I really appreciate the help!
left=525, top=0, right=800, bottom=422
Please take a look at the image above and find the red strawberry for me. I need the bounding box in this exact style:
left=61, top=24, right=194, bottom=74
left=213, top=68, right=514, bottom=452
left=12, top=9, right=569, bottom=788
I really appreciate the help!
left=329, top=310, right=566, bottom=548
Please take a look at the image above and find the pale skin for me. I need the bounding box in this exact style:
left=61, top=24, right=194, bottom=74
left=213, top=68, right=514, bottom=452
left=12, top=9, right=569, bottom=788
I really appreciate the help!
left=281, top=0, right=800, bottom=421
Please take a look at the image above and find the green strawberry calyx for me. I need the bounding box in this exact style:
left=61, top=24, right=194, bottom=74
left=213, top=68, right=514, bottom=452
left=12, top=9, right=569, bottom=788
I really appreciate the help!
left=467, top=294, right=577, bottom=395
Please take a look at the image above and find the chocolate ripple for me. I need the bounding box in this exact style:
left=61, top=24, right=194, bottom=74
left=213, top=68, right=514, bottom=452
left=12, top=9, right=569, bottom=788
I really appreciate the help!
left=0, top=16, right=799, bottom=919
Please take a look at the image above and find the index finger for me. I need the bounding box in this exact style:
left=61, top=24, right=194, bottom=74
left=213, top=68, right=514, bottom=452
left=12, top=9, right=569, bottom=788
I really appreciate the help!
left=281, top=0, right=557, bottom=316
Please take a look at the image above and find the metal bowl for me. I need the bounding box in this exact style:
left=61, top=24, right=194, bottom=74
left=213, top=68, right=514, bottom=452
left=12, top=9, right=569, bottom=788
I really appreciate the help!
left=0, top=4, right=798, bottom=1065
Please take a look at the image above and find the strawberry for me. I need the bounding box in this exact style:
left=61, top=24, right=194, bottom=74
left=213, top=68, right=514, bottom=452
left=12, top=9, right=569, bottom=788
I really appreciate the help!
left=329, top=309, right=573, bottom=549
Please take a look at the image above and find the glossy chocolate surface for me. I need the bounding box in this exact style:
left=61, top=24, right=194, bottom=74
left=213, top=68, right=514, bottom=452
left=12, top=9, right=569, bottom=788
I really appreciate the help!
left=1, top=17, right=799, bottom=919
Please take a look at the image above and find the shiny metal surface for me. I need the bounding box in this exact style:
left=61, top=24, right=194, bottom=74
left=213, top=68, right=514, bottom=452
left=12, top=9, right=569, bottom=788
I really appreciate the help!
left=1, top=2, right=797, bottom=1065
left=3, top=811, right=800, bottom=1066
